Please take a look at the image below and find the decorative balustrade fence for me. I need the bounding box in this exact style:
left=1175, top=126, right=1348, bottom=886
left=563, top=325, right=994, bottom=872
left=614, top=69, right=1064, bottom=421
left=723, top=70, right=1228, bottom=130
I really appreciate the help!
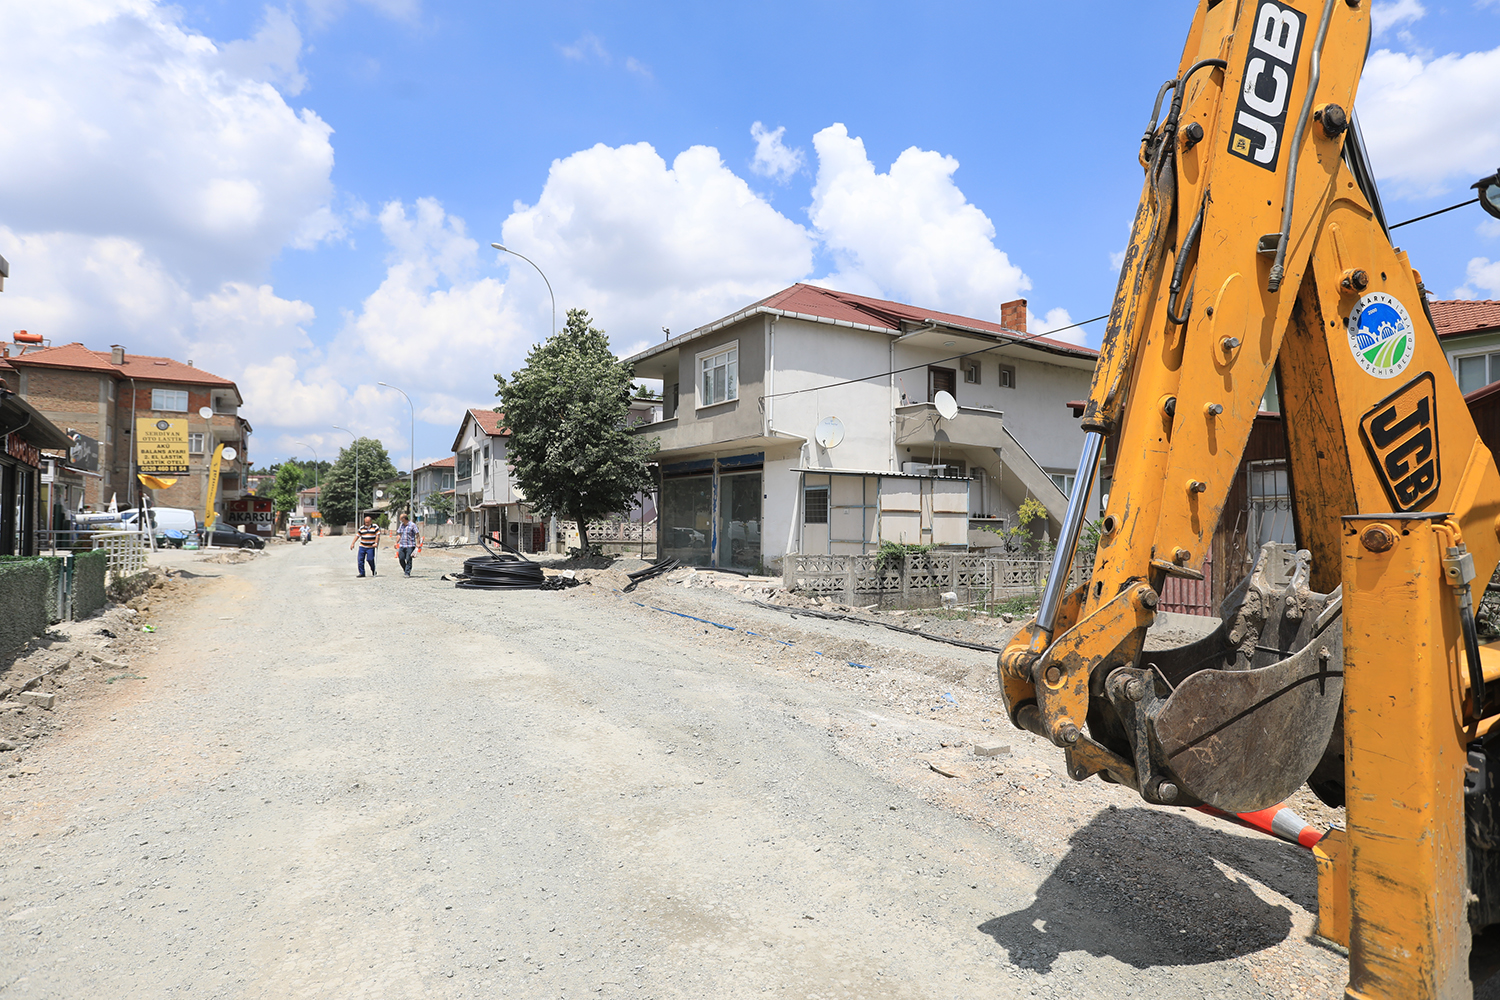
left=91, top=530, right=148, bottom=582
left=781, top=551, right=1091, bottom=609
left=587, top=520, right=658, bottom=544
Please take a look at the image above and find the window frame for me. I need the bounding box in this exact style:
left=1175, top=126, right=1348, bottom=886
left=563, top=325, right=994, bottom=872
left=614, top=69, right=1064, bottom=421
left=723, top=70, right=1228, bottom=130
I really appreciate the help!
left=998, top=363, right=1017, bottom=389
left=963, top=360, right=981, bottom=384
left=1049, top=471, right=1075, bottom=497
left=696, top=342, right=739, bottom=409
left=1452, top=349, right=1500, bottom=395
left=188, top=432, right=205, bottom=454
left=151, top=388, right=189, bottom=412
left=803, top=485, right=830, bottom=525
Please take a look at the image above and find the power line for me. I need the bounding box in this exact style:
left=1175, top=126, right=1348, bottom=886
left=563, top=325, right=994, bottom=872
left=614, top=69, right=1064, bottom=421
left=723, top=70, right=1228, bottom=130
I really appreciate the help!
left=759, top=313, right=1110, bottom=402
left=1389, top=197, right=1479, bottom=230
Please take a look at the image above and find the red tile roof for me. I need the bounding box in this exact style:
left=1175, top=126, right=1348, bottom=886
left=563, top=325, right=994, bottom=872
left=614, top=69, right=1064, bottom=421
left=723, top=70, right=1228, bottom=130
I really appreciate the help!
left=416, top=456, right=456, bottom=471
left=1431, top=300, right=1500, bottom=338
left=466, top=407, right=509, bottom=436
left=748, top=283, right=1097, bottom=357
left=6, top=342, right=239, bottom=391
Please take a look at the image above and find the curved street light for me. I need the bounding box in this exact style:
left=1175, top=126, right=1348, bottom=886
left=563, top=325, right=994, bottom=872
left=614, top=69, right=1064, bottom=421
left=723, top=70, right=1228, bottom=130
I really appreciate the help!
left=295, top=442, right=319, bottom=491
left=332, top=425, right=359, bottom=525
left=491, top=243, right=556, bottom=338
left=377, top=382, right=415, bottom=521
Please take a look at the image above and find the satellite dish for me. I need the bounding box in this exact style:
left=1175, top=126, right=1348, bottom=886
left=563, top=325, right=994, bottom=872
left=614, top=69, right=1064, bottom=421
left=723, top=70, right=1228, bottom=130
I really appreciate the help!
left=934, top=390, right=959, bottom=420
left=220, top=446, right=237, bottom=462
left=198, top=406, right=213, bottom=420
left=814, top=416, right=846, bottom=449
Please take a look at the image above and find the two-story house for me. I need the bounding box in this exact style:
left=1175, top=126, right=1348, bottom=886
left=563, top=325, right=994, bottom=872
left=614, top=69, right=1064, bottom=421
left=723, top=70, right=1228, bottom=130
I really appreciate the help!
left=412, top=456, right=455, bottom=522
left=450, top=407, right=555, bottom=551
left=4, top=337, right=251, bottom=517
left=625, top=283, right=1099, bottom=573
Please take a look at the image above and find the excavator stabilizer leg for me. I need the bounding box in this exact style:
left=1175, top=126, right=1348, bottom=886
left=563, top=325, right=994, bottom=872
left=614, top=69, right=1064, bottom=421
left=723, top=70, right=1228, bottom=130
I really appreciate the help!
left=1339, top=514, right=1470, bottom=1000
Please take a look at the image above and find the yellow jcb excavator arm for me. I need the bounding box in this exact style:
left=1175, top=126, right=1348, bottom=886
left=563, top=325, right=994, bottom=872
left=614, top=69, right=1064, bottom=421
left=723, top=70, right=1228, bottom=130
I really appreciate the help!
left=997, top=1, right=1500, bottom=995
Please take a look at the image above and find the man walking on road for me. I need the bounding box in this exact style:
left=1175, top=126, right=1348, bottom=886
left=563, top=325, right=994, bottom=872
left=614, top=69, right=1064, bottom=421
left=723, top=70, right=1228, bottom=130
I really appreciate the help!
left=351, top=514, right=381, bottom=577
left=396, top=513, right=418, bottom=577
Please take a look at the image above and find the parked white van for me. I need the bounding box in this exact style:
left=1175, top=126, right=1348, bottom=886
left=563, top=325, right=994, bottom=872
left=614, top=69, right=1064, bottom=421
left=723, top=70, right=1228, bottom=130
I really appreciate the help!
left=121, top=507, right=199, bottom=546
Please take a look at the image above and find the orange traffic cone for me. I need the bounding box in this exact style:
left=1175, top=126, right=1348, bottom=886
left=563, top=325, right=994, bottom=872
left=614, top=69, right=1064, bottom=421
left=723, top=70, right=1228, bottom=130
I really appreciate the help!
left=1196, top=802, right=1325, bottom=849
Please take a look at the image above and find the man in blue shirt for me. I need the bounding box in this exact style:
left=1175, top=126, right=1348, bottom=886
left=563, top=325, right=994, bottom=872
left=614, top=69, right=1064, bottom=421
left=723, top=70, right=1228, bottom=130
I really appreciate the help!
left=396, top=513, right=419, bottom=577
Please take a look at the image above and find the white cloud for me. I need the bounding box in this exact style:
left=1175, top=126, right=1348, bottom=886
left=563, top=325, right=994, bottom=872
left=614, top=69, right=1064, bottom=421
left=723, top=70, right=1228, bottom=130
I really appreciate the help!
left=1371, top=0, right=1425, bottom=36
left=501, top=142, right=816, bottom=347
left=1456, top=257, right=1500, bottom=299
left=220, top=7, right=308, bottom=96
left=750, top=122, right=804, bottom=182
left=1359, top=44, right=1500, bottom=196
left=1031, top=307, right=1085, bottom=346
left=560, top=33, right=609, bottom=63
left=808, top=124, right=1030, bottom=324
left=625, top=56, right=653, bottom=80
left=0, top=0, right=338, bottom=288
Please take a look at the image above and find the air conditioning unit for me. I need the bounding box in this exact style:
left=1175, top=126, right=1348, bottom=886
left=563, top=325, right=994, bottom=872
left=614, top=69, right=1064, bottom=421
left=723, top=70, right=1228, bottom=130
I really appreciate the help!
left=902, top=462, right=948, bottom=476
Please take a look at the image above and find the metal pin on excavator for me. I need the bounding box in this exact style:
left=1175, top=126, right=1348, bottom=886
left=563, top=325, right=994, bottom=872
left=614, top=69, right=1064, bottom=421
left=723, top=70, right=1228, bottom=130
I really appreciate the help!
left=998, top=1, right=1500, bottom=995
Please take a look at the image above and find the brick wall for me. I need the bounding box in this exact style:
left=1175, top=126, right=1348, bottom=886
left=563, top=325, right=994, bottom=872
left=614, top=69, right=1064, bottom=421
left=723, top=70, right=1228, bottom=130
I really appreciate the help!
left=17, top=367, right=120, bottom=508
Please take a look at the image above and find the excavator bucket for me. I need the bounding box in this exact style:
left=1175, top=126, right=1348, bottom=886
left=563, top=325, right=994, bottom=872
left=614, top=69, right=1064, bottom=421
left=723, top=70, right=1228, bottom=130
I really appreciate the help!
left=1093, top=544, right=1344, bottom=813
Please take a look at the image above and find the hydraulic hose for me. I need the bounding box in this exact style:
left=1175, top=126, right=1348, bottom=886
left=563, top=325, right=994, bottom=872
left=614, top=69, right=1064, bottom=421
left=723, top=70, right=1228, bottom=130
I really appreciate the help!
left=1268, top=0, right=1337, bottom=292
left=1166, top=193, right=1208, bottom=326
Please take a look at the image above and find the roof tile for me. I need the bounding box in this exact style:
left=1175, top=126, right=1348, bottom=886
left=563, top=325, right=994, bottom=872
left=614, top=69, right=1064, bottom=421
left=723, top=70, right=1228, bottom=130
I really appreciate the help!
left=6, top=342, right=238, bottom=389
left=1431, top=299, right=1500, bottom=338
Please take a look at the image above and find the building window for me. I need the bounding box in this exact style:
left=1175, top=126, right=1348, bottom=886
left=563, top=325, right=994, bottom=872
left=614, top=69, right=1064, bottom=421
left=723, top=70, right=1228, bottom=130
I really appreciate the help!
left=105, top=424, right=114, bottom=445
left=698, top=344, right=738, bottom=407
left=999, top=364, right=1017, bottom=388
left=963, top=360, right=981, bottom=384
left=106, top=380, right=116, bottom=401
left=666, top=383, right=680, bottom=419
left=151, top=388, right=189, bottom=412
left=213, top=396, right=237, bottom=414
left=928, top=366, right=956, bottom=401
left=456, top=451, right=471, bottom=480
left=804, top=486, right=829, bottom=524
left=1050, top=472, right=1075, bottom=497
left=1456, top=352, right=1500, bottom=394
left=189, top=432, right=205, bottom=454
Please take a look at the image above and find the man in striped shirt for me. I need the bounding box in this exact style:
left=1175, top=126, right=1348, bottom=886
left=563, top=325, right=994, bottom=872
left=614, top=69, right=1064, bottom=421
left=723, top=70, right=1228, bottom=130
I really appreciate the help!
left=350, top=515, right=382, bottom=577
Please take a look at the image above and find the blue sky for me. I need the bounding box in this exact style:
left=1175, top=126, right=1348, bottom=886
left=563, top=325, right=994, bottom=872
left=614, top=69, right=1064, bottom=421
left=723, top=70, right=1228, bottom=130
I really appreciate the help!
left=1, top=0, right=1497, bottom=470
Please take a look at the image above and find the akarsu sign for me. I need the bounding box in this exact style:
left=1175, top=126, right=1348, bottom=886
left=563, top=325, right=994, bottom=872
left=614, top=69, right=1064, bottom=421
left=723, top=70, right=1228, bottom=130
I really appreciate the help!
left=224, top=497, right=275, bottom=537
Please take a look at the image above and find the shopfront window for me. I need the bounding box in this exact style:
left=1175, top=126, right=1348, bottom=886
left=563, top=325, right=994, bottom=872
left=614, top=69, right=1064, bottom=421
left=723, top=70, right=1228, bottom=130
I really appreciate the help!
left=718, top=470, right=761, bottom=571
left=661, top=474, right=712, bottom=566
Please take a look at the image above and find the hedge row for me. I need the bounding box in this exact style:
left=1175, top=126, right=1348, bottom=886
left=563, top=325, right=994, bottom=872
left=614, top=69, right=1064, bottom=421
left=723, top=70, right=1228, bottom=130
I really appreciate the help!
left=0, top=554, right=62, bottom=623
left=0, top=559, right=49, bottom=655
left=74, top=550, right=108, bottom=620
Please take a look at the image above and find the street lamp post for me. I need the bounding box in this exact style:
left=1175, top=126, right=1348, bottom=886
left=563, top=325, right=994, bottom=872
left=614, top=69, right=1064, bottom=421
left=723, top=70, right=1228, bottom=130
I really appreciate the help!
left=491, top=243, right=555, bottom=338
left=377, top=382, right=415, bottom=522
left=333, top=425, right=358, bottom=530
left=296, top=442, right=319, bottom=533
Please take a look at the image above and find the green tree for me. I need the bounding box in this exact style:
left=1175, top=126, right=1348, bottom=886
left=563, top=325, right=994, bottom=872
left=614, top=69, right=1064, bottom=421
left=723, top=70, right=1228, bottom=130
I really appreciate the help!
left=494, top=308, right=657, bottom=546
left=270, top=463, right=303, bottom=520
left=381, top=479, right=411, bottom=516
left=319, top=438, right=398, bottom=526
left=424, top=490, right=454, bottom=521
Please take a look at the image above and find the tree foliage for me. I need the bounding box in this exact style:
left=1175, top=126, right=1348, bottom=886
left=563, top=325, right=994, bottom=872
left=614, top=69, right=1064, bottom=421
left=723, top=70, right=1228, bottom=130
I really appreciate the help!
left=424, top=490, right=454, bottom=520
left=319, top=438, right=398, bottom=526
left=494, top=308, right=657, bottom=542
left=270, top=463, right=303, bottom=515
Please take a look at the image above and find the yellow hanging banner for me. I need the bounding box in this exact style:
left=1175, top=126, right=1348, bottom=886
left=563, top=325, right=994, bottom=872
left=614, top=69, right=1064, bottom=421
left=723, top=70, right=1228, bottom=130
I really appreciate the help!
left=204, top=443, right=224, bottom=530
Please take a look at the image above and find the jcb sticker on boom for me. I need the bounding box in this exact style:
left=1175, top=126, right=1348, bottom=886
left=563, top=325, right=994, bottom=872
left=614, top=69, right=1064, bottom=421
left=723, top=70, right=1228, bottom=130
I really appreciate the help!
left=1358, top=372, right=1440, bottom=512
left=1228, top=2, right=1307, bottom=171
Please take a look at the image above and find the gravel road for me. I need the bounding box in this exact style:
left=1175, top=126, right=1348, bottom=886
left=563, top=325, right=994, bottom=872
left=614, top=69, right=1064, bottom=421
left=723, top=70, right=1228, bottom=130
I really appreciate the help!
left=0, top=539, right=1383, bottom=998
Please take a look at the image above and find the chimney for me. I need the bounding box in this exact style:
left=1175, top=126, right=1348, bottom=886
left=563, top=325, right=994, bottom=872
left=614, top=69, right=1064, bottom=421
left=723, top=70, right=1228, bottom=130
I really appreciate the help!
left=1000, top=299, right=1027, bottom=334
left=110, top=345, right=125, bottom=365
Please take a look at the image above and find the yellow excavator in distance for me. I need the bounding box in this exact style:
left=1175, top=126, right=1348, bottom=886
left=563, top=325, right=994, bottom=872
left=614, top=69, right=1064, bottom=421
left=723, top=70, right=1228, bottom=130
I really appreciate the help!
left=997, top=0, right=1500, bottom=996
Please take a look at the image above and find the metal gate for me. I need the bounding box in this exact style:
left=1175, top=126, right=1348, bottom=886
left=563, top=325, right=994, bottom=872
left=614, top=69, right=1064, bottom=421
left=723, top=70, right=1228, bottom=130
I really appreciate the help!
left=1159, top=549, right=1215, bottom=616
